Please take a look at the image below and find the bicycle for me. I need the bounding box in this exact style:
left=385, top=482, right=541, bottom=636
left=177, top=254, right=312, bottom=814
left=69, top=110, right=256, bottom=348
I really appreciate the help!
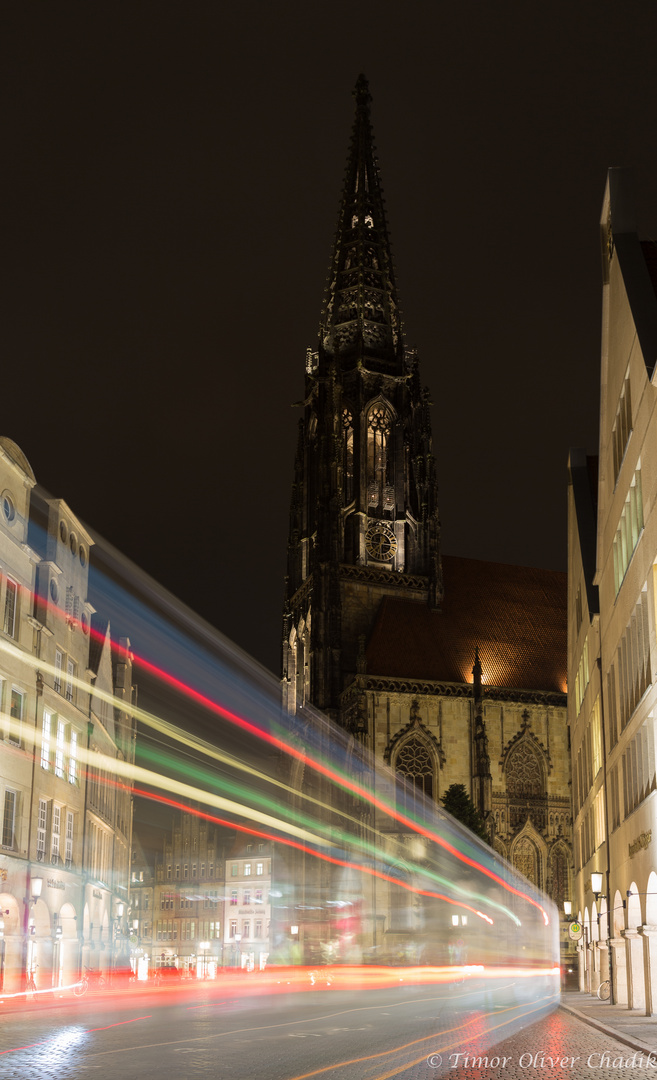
left=73, top=968, right=106, bottom=996
left=598, top=979, right=611, bottom=1000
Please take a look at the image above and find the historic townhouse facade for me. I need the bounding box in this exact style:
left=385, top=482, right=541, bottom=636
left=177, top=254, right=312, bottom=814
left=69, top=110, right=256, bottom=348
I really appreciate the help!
left=569, top=168, right=657, bottom=1010
left=130, top=812, right=227, bottom=977
left=0, top=437, right=135, bottom=994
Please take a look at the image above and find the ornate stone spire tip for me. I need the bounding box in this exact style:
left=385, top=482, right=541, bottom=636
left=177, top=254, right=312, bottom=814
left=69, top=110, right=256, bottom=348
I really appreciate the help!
left=353, top=74, right=372, bottom=108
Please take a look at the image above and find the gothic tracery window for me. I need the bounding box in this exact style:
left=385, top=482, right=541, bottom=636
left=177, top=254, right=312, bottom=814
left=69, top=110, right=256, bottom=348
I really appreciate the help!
left=396, top=736, right=434, bottom=803
left=506, top=741, right=545, bottom=799
left=367, top=403, right=394, bottom=513
left=513, top=836, right=539, bottom=886
left=342, top=407, right=354, bottom=505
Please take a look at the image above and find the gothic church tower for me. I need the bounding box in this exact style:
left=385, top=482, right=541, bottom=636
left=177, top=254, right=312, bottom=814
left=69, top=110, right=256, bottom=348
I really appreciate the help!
left=282, top=77, right=442, bottom=721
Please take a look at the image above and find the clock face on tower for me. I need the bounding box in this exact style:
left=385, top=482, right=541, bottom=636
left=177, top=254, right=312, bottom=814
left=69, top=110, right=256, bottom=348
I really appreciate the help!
left=365, top=521, right=397, bottom=562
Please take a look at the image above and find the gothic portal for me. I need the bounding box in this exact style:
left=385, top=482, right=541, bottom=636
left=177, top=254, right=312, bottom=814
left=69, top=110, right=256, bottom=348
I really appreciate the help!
left=282, top=77, right=570, bottom=908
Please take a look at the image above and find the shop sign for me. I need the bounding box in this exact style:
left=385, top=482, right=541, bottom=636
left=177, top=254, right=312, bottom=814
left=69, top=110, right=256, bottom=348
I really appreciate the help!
left=47, top=879, right=65, bottom=890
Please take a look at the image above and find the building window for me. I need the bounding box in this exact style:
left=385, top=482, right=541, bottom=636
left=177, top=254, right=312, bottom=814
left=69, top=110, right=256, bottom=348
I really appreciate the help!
left=192, top=863, right=197, bottom=878
left=184, top=864, right=188, bottom=879
left=242, top=921, right=250, bottom=939
left=2, top=789, right=16, bottom=849
left=68, top=730, right=78, bottom=783
left=201, top=862, right=205, bottom=878
left=613, top=466, right=644, bottom=595
left=230, top=920, right=237, bottom=937
left=65, top=658, right=75, bottom=703
left=612, top=371, right=632, bottom=484
left=8, top=688, right=23, bottom=745
left=342, top=407, right=354, bottom=505
left=255, top=889, right=263, bottom=904
left=3, top=578, right=18, bottom=637
left=256, top=862, right=263, bottom=876
left=54, top=649, right=62, bottom=693
left=244, top=889, right=251, bottom=905
left=65, top=811, right=74, bottom=866
left=244, top=863, right=251, bottom=877
left=55, top=718, right=66, bottom=778
left=209, top=920, right=220, bottom=939
left=51, top=805, right=61, bottom=861
left=167, top=864, right=172, bottom=880
left=37, top=798, right=47, bottom=860
left=395, top=736, right=434, bottom=803
left=231, top=890, right=237, bottom=906
left=231, top=863, right=238, bottom=877
left=175, top=865, right=180, bottom=879
left=209, top=862, right=214, bottom=878
left=366, top=402, right=394, bottom=512
left=41, top=709, right=52, bottom=770
left=255, top=920, right=262, bottom=938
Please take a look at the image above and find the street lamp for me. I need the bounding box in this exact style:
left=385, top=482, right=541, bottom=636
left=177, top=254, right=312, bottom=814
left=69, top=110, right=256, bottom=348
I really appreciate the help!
left=31, top=877, right=43, bottom=904
left=591, top=873, right=603, bottom=901
left=199, top=941, right=210, bottom=980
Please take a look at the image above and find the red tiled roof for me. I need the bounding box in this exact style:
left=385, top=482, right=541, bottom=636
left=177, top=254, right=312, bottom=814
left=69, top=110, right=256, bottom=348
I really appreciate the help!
left=365, top=555, right=567, bottom=693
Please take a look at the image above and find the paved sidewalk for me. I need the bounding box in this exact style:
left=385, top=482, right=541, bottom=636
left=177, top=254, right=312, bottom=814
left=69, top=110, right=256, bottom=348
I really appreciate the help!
left=561, top=989, right=657, bottom=1057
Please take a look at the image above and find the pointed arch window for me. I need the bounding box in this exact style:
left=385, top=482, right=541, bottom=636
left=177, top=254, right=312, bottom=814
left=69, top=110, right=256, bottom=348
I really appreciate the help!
left=395, top=736, right=434, bottom=808
left=367, top=403, right=394, bottom=513
left=342, top=407, right=354, bottom=505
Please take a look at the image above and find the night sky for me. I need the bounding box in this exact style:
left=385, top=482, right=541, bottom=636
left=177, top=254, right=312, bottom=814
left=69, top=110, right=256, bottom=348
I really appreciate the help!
left=6, top=4, right=657, bottom=676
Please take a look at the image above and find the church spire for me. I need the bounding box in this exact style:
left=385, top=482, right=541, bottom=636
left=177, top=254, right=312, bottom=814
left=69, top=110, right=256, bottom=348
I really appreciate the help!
left=319, top=75, right=403, bottom=369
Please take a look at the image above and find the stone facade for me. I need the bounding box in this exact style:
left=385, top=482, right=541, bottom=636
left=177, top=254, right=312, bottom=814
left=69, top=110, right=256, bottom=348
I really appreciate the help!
left=569, top=169, right=657, bottom=1010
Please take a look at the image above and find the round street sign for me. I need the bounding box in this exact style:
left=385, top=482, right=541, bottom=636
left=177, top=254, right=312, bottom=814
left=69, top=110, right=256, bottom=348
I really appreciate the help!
left=568, top=921, right=582, bottom=940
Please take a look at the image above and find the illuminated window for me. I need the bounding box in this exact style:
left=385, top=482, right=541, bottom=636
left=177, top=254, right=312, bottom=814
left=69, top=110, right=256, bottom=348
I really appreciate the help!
left=68, top=731, right=77, bottom=783
left=3, top=578, right=17, bottom=637
left=41, top=709, right=52, bottom=769
left=256, top=862, right=263, bottom=876
left=244, top=863, right=251, bottom=877
left=55, top=719, right=66, bottom=778
left=342, top=407, right=354, bottom=504
left=366, top=403, right=394, bottom=512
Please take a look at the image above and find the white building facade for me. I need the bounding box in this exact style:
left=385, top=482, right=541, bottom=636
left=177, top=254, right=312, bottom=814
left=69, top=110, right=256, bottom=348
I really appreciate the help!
left=569, top=169, right=657, bottom=1010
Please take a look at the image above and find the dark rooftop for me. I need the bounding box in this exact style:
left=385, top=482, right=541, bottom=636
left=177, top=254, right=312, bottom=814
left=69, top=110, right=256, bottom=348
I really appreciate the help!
left=365, top=554, right=567, bottom=694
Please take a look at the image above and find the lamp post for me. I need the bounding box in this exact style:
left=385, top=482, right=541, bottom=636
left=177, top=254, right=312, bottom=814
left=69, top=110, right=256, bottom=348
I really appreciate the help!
left=234, top=932, right=241, bottom=969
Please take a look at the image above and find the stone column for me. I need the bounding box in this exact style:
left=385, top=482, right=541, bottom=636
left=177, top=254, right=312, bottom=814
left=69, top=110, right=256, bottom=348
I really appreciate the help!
left=638, top=925, right=657, bottom=1016
left=609, top=936, right=627, bottom=1005
left=598, top=942, right=610, bottom=985
left=623, top=927, right=646, bottom=1011
left=577, top=941, right=586, bottom=992
left=589, top=941, right=601, bottom=995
